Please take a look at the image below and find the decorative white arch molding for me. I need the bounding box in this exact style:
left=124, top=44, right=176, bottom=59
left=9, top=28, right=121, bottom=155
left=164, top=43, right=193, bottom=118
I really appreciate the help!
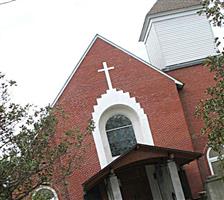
left=207, top=147, right=224, bottom=175
left=92, top=88, right=154, bottom=168
left=32, top=185, right=58, bottom=200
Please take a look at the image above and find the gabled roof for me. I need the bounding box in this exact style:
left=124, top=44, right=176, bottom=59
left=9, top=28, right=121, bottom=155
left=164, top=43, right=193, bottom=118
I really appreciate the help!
left=139, top=0, right=201, bottom=41
left=148, top=0, right=201, bottom=16
left=52, top=34, right=184, bottom=106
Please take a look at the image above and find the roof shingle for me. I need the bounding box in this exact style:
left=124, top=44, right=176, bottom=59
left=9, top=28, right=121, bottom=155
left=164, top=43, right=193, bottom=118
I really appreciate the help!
left=148, top=0, right=201, bottom=16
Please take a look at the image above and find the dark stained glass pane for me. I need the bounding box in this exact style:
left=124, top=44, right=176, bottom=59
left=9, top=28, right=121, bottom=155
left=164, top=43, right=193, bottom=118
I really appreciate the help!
left=33, top=188, right=55, bottom=200
left=106, top=115, right=136, bottom=157
left=212, top=161, right=223, bottom=176
left=106, top=114, right=132, bottom=130
left=209, top=147, right=224, bottom=158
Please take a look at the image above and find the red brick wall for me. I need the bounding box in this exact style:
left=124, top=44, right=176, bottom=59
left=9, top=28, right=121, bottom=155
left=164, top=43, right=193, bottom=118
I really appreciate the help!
left=53, top=38, right=204, bottom=199
left=168, top=64, right=215, bottom=184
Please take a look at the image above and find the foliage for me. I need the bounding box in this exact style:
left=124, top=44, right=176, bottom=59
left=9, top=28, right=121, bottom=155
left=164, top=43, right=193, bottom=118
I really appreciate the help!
left=199, top=0, right=224, bottom=51
left=0, top=73, right=94, bottom=200
left=195, top=55, right=224, bottom=153
left=199, top=0, right=224, bottom=27
left=196, top=0, right=224, bottom=172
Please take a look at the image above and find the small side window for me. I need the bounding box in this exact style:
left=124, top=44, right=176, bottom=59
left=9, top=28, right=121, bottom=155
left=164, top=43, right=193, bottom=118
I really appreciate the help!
left=32, top=186, right=58, bottom=200
left=207, top=147, right=224, bottom=176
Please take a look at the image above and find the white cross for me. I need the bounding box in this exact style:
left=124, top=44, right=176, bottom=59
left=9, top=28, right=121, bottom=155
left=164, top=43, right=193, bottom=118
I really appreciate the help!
left=98, top=62, right=114, bottom=90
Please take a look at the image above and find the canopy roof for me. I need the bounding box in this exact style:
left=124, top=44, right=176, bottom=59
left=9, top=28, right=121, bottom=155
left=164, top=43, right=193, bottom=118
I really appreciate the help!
left=83, top=143, right=202, bottom=191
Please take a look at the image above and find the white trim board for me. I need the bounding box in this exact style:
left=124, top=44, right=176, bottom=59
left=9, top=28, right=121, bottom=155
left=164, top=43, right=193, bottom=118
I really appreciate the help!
left=51, top=34, right=184, bottom=106
left=92, top=88, right=154, bottom=168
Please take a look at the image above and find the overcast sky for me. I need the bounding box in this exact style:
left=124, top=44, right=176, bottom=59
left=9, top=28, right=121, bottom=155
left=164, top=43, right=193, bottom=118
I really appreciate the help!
left=0, top=0, right=223, bottom=107
left=0, top=0, right=157, bottom=107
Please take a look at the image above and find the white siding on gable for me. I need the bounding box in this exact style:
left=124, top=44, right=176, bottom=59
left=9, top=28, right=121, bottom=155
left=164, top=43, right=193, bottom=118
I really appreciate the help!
left=155, top=13, right=216, bottom=67
left=145, top=11, right=216, bottom=69
left=146, top=24, right=165, bottom=70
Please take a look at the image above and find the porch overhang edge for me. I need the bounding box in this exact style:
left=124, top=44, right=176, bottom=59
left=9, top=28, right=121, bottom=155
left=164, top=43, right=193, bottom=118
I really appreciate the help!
left=82, top=143, right=202, bottom=191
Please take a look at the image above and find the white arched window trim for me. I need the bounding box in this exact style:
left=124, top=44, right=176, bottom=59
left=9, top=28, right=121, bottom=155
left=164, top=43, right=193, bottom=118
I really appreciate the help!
left=32, top=185, right=59, bottom=200
left=92, top=89, right=154, bottom=168
left=100, top=105, right=140, bottom=161
left=207, top=147, right=224, bottom=175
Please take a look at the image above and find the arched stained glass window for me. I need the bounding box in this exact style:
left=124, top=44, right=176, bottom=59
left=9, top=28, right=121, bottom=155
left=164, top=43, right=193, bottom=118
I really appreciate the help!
left=106, top=114, right=137, bottom=157
left=207, top=147, right=224, bottom=176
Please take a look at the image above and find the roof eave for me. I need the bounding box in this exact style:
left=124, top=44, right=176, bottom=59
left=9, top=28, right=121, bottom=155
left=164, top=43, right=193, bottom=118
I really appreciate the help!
left=83, top=143, right=202, bottom=191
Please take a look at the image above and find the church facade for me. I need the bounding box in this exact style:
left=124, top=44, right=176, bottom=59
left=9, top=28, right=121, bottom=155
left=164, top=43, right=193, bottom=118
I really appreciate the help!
left=45, top=0, right=221, bottom=199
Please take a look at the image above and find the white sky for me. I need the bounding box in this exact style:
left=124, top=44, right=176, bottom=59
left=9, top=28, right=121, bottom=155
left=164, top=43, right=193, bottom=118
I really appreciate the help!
left=0, top=0, right=223, bottom=107
left=0, top=0, right=156, bottom=107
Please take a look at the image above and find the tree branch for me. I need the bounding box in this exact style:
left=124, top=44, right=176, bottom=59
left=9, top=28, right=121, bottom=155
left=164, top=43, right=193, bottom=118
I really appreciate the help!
left=0, top=0, right=16, bottom=5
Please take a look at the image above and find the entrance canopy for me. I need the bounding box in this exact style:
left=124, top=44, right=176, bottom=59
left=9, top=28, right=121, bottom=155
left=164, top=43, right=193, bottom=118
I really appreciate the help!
left=83, top=144, right=202, bottom=191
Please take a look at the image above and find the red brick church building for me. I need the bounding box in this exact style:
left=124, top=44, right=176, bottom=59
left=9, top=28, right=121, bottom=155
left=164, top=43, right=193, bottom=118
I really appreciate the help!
left=40, top=0, right=221, bottom=199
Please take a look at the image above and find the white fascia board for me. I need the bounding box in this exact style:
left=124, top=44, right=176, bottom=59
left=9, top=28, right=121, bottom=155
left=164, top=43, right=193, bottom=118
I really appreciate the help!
left=51, top=34, right=183, bottom=106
